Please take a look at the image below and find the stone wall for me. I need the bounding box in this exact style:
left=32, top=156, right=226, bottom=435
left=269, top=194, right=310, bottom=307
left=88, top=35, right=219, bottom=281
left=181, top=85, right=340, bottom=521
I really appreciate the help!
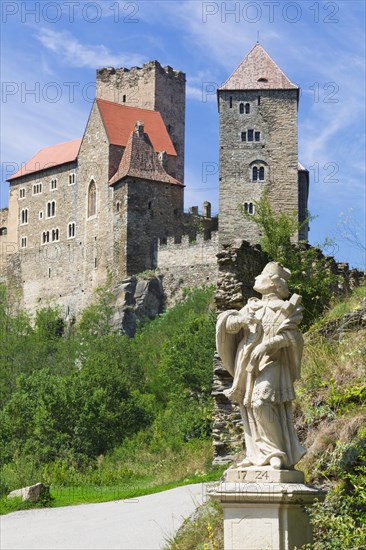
left=96, top=61, right=186, bottom=183
left=218, top=89, right=299, bottom=246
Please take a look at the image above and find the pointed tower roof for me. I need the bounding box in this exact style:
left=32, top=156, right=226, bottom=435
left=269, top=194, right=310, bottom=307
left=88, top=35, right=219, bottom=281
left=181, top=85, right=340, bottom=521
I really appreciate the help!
left=219, top=44, right=298, bottom=91
left=109, top=121, right=183, bottom=187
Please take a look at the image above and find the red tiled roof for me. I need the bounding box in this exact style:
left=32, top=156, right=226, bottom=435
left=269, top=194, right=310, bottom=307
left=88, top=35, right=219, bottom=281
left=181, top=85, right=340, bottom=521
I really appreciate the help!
left=219, top=44, right=298, bottom=91
left=8, top=139, right=81, bottom=181
left=96, top=99, right=177, bottom=156
left=109, top=122, right=183, bottom=187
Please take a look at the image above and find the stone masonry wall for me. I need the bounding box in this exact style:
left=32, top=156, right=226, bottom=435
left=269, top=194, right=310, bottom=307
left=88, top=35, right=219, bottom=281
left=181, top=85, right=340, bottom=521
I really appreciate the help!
left=96, top=61, right=186, bottom=183
left=218, top=89, right=299, bottom=246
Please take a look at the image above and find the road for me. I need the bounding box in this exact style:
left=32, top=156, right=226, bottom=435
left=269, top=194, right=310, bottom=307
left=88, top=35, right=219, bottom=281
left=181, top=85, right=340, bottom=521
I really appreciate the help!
left=1, top=483, right=207, bottom=550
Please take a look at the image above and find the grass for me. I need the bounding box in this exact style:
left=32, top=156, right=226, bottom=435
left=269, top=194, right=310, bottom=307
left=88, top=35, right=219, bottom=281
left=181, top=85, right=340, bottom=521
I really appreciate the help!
left=0, top=440, right=226, bottom=515
left=164, top=499, right=224, bottom=550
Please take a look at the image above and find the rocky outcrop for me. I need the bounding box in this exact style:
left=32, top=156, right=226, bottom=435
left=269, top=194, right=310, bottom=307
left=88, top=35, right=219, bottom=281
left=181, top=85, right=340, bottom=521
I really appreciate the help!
left=111, top=275, right=165, bottom=337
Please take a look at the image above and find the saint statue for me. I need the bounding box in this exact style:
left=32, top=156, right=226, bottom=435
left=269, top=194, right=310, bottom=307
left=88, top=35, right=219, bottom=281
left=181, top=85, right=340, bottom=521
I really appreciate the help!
left=216, top=262, right=306, bottom=470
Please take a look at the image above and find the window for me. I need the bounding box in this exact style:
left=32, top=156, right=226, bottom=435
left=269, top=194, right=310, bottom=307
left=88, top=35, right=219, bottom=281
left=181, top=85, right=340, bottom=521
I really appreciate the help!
left=229, top=96, right=232, bottom=108
left=19, top=188, right=26, bottom=199
left=258, top=95, right=261, bottom=105
left=69, top=171, right=76, bottom=185
left=248, top=129, right=254, bottom=142
left=20, top=208, right=28, bottom=224
left=239, top=103, right=244, bottom=114
left=0, top=227, right=8, bottom=236
left=245, top=103, right=250, bottom=114
left=255, top=131, right=261, bottom=142
left=251, top=164, right=266, bottom=182
left=42, top=231, right=50, bottom=244
left=241, top=132, right=247, bottom=142
left=116, top=201, right=120, bottom=213
left=51, top=228, right=59, bottom=242
left=68, top=222, right=76, bottom=239
left=21, top=236, right=27, bottom=248
left=244, top=202, right=255, bottom=215
left=88, top=180, right=96, bottom=218
left=258, top=78, right=268, bottom=83
left=47, top=201, right=56, bottom=218
left=123, top=94, right=126, bottom=103
left=50, top=178, right=57, bottom=190
left=39, top=211, right=43, bottom=220
left=33, top=182, right=42, bottom=195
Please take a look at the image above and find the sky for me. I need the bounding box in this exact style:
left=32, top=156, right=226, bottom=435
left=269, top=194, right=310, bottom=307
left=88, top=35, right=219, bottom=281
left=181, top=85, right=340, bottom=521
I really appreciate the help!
left=1, top=0, right=365, bottom=269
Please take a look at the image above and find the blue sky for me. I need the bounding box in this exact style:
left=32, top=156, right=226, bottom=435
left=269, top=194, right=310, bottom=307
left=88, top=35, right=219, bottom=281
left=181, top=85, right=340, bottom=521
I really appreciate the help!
left=1, top=0, right=365, bottom=269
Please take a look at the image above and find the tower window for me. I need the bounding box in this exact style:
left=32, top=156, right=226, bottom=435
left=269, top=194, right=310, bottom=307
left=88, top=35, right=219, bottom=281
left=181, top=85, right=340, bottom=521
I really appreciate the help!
left=0, top=227, right=7, bottom=236
left=20, top=208, right=28, bottom=225
left=47, top=201, right=56, bottom=218
left=251, top=164, right=266, bottom=182
left=19, top=188, right=26, bottom=199
left=229, top=96, right=232, bottom=108
left=51, top=228, right=59, bottom=242
left=245, top=103, right=250, bottom=114
left=248, top=129, right=254, bottom=142
left=241, top=132, right=246, bottom=142
left=123, top=95, right=126, bottom=103
left=50, top=178, right=57, bottom=190
left=258, top=78, right=268, bottom=82
left=42, top=231, right=50, bottom=244
left=21, top=237, right=27, bottom=248
left=255, top=131, right=260, bottom=142
left=69, top=171, right=76, bottom=185
left=239, top=103, right=244, bottom=114
left=244, top=202, right=255, bottom=215
left=33, top=182, right=42, bottom=195
left=39, top=211, right=43, bottom=220
left=116, top=201, right=120, bottom=213
left=88, top=180, right=96, bottom=218
left=258, top=95, right=261, bottom=105
left=68, top=222, right=76, bottom=239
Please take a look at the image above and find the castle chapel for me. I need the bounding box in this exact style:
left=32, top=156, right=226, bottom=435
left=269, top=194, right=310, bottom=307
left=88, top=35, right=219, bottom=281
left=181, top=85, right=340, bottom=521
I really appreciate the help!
left=0, top=44, right=309, bottom=316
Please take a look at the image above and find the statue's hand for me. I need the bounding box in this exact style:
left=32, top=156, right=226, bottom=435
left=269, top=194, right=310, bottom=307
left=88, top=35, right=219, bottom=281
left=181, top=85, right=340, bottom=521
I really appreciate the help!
left=239, top=311, right=258, bottom=326
left=251, top=342, right=268, bottom=363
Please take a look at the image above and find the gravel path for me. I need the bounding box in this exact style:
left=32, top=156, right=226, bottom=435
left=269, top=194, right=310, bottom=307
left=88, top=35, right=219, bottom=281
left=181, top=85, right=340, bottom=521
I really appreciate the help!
left=1, top=483, right=207, bottom=550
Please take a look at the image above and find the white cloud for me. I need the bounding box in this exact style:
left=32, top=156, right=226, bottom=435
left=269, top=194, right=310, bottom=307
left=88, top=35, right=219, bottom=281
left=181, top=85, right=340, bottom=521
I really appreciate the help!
left=35, top=28, right=146, bottom=69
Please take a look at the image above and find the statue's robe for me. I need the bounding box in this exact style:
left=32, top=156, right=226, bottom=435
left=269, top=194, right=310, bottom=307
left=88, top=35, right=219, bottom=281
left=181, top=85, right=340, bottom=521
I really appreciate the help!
left=216, top=297, right=306, bottom=468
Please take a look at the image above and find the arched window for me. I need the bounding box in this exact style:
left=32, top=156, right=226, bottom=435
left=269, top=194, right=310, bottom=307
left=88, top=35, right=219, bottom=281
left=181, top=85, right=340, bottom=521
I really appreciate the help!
left=51, top=228, right=59, bottom=242
left=244, top=202, right=255, bottom=215
left=68, top=222, right=76, bottom=238
left=20, top=208, right=28, bottom=224
left=47, top=201, right=56, bottom=218
left=245, top=103, right=250, bottom=114
left=42, top=231, right=50, bottom=244
left=251, top=163, right=266, bottom=182
left=239, top=103, right=244, bottom=114
left=88, top=180, right=96, bottom=218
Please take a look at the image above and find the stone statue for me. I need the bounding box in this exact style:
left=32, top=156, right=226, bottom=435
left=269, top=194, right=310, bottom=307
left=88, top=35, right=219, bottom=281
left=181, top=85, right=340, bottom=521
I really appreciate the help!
left=216, top=262, right=306, bottom=470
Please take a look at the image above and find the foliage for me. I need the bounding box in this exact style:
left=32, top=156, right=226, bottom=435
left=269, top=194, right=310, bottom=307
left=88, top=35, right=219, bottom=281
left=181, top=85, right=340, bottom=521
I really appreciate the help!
left=0, top=284, right=216, bottom=507
left=241, top=192, right=339, bottom=327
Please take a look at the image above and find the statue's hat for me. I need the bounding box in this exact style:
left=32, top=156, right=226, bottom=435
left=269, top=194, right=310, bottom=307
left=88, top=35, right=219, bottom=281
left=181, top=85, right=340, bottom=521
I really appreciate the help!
left=263, top=262, right=291, bottom=281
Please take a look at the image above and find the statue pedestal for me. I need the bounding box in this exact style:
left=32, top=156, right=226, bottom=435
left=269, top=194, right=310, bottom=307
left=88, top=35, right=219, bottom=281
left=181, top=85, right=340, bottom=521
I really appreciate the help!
left=209, top=468, right=325, bottom=550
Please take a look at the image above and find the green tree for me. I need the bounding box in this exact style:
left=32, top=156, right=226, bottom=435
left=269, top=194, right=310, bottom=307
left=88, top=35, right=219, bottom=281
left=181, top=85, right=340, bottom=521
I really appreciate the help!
left=241, top=193, right=338, bottom=327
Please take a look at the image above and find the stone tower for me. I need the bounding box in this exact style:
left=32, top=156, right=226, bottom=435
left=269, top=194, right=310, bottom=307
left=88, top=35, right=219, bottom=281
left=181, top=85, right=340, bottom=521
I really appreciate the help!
left=218, top=44, right=306, bottom=245
left=96, top=61, right=186, bottom=183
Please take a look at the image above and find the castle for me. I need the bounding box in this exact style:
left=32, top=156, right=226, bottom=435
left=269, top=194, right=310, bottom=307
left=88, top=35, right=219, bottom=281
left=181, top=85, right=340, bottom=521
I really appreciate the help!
left=0, top=44, right=309, bottom=316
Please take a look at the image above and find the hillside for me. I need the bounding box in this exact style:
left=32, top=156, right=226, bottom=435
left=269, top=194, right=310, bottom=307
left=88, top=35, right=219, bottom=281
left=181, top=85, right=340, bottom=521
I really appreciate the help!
left=167, top=285, right=366, bottom=550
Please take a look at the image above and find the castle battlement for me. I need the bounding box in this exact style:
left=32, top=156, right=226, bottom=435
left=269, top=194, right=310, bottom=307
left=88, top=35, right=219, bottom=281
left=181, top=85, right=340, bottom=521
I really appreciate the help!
left=157, top=231, right=219, bottom=269
left=97, top=61, right=185, bottom=81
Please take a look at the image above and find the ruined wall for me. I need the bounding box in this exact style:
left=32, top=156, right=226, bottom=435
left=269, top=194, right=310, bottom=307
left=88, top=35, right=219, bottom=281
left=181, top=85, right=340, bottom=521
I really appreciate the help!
left=218, top=89, right=299, bottom=245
